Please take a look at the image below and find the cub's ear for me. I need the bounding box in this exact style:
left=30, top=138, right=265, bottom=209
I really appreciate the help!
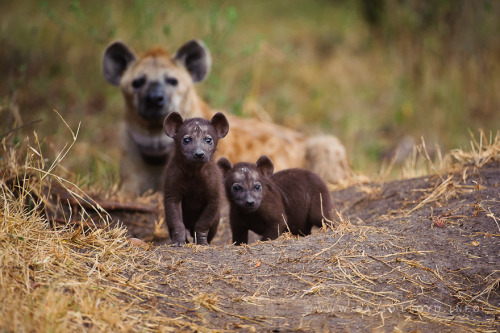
left=211, top=112, right=229, bottom=139
left=217, top=157, right=232, bottom=177
left=256, top=155, right=274, bottom=177
left=163, top=112, right=184, bottom=138
left=174, top=39, right=212, bottom=83
left=102, top=41, right=136, bottom=86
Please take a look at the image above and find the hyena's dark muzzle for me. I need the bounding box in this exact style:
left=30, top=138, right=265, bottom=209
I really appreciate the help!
left=137, top=81, right=172, bottom=122
left=145, top=82, right=166, bottom=109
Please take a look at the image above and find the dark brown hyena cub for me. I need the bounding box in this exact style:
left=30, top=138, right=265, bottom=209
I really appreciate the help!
left=163, top=111, right=229, bottom=246
left=217, top=155, right=334, bottom=245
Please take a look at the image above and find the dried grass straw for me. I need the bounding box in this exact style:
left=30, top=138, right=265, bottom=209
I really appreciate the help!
left=0, top=120, right=198, bottom=332
left=1, top=123, right=499, bottom=332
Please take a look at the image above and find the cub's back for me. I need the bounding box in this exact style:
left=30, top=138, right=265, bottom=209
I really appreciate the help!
left=271, top=168, right=329, bottom=196
left=270, top=169, right=331, bottom=233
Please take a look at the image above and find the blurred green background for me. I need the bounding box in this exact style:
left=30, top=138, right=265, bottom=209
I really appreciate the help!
left=1, top=0, right=499, bottom=186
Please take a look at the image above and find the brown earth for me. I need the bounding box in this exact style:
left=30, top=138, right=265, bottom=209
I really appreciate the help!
left=97, top=161, right=499, bottom=332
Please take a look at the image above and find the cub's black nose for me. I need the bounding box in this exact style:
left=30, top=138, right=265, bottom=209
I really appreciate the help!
left=194, top=151, right=205, bottom=159
left=245, top=200, right=255, bottom=207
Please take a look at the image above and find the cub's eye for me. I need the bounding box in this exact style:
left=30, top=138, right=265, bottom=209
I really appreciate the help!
left=132, top=76, right=146, bottom=89
left=165, top=77, right=178, bottom=86
left=254, top=184, right=262, bottom=191
left=182, top=137, right=192, bottom=145
left=232, top=184, right=242, bottom=192
left=205, top=137, right=213, bottom=145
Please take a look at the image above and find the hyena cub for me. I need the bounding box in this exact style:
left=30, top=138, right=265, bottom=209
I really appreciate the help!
left=163, top=111, right=229, bottom=246
left=217, top=155, right=334, bottom=245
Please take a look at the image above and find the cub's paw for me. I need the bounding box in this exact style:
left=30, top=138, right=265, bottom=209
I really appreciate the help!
left=168, top=239, right=186, bottom=247
left=195, top=232, right=209, bottom=246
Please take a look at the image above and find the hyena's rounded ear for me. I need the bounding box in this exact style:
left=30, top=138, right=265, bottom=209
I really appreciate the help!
left=174, top=40, right=212, bottom=83
left=102, top=41, right=136, bottom=86
left=256, top=155, right=274, bottom=177
left=217, top=157, right=232, bottom=177
left=211, top=112, right=229, bottom=139
left=163, top=112, right=184, bottom=138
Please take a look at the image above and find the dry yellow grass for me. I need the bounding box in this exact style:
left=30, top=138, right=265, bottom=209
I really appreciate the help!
left=1, top=127, right=499, bottom=331
left=0, top=135, right=199, bottom=332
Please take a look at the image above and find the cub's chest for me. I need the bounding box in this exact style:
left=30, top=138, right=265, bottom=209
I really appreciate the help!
left=182, top=171, right=219, bottom=199
left=165, top=163, right=221, bottom=205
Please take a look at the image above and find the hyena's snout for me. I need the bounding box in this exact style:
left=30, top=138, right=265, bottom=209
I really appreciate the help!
left=188, top=142, right=211, bottom=163
left=194, top=150, right=205, bottom=159
left=145, top=83, right=166, bottom=109
left=138, top=81, right=171, bottom=120
left=183, top=135, right=215, bottom=164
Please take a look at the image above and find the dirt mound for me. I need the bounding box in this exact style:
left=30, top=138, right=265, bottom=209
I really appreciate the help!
left=1, top=134, right=499, bottom=331
left=115, top=161, right=499, bottom=331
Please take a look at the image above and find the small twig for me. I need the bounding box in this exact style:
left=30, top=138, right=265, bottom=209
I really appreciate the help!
left=0, top=119, right=43, bottom=138
left=406, top=175, right=453, bottom=215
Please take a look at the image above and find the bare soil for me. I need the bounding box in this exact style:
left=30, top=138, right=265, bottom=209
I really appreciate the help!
left=103, top=161, right=500, bottom=332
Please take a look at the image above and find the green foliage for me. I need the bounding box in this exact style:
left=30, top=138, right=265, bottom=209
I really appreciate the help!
left=0, top=0, right=498, bottom=183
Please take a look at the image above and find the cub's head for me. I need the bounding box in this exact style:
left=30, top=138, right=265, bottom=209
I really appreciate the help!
left=103, top=40, right=211, bottom=124
left=217, top=155, right=274, bottom=213
left=164, top=112, right=229, bottom=164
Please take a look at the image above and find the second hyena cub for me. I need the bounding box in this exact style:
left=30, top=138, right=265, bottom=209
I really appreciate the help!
left=163, top=111, right=229, bottom=246
left=217, top=155, right=334, bottom=245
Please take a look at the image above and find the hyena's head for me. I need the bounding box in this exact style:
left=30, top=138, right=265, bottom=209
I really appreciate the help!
left=164, top=112, right=229, bottom=165
left=102, top=40, right=211, bottom=126
left=217, top=155, right=274, bottom=213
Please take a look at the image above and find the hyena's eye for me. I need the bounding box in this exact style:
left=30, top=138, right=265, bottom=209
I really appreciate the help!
left=132, top=76, right=146, bottom=89
left=165, top=77, right=178, bottom=86
left=182, top=137, right=192, bottom=145
left=205, top=137, right=213, bottom=145
left=254, top=184, right=262, bottom=191
left=232, top=184, right=242, bottom=192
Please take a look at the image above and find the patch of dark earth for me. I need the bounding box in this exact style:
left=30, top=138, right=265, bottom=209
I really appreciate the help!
left=115, top=161, right=499, bottom=332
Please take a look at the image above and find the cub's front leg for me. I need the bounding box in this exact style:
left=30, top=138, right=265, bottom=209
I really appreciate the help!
left=230, top=216, right=249, bottom=245
left=194, top=197, right=220, bottom=246
left=164, top=201, right=186, bottom=246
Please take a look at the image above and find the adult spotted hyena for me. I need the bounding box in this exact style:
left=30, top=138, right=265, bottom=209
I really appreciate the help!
left=103, top=39, right=351, bottom=195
